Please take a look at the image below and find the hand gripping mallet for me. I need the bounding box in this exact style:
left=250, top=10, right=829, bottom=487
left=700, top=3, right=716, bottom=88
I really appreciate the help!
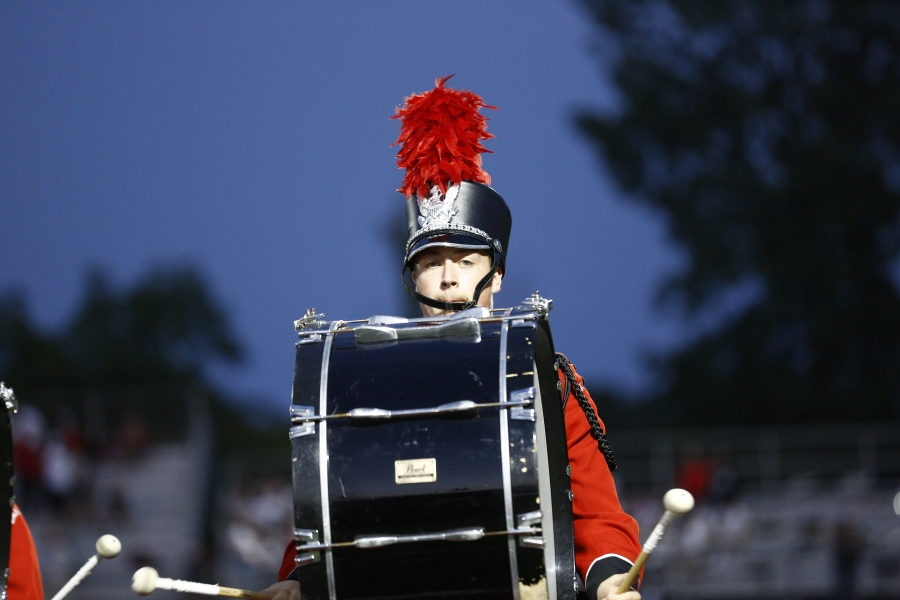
left=616, top=488, right=695, bottom=594
left=132, top=567, right=275, bottom=600
left=50, top=534, right=122, bottom=600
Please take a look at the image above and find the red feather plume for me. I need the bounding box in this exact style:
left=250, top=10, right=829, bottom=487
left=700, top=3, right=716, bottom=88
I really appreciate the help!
left=392, top=75, right=496, bottom=199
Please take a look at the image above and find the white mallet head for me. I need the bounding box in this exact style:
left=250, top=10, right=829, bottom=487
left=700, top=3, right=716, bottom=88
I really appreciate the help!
left=663, top=488, right=695, bottom=515
left=96, top=535, right=122, bottom=559
left=132, top=567, right=159, bottom=596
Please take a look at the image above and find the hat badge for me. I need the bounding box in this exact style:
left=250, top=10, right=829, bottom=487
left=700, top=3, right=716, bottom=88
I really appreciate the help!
left=417, top=184, right=461, bottom=231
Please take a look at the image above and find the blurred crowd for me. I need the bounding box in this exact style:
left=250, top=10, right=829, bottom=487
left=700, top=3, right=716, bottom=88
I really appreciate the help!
left=12, top=401, right=900, bottom=598
left=12, top=403, right=150, bottom=522
left=215, top=474, right=294, bottom=590
left=620, top=446, right=900, bottom=599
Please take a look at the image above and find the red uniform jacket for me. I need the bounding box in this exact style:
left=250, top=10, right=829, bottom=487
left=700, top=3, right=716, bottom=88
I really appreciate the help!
left=279, top=357, right=642, bottom=591
left=9, top=504, right=43, bottom=600
left=559, top=356, right=641, bottom=591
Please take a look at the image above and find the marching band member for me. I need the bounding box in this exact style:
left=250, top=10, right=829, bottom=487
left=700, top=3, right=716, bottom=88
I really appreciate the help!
left=8, top=504, right=43, bottom=600
left=268, top=76, right=642, bottom=600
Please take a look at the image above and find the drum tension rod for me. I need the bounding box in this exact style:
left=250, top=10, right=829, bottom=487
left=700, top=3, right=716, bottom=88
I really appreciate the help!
left=289, top=398, right=534, bottom=424
left=295, top=526, right=542, bottom=553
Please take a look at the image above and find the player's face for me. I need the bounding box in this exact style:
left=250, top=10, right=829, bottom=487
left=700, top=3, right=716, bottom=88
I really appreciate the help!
left=411, top=247, right=502, bottom=317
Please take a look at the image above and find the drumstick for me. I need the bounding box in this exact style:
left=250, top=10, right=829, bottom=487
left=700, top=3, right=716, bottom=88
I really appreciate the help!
left=616, top=488, right=694, bottom=594
left=132, top=567, right=275, bottom=600
left=50, top=535, right=122, bottom=600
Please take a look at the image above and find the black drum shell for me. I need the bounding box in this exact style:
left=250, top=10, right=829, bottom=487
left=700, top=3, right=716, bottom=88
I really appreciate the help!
left=290, top=311, right=574, bottom=600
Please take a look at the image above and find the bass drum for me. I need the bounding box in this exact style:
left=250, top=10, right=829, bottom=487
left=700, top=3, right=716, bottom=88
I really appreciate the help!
left=289, top=300, right=575, bottom=600
left=0, top=384, right=16, bottom=598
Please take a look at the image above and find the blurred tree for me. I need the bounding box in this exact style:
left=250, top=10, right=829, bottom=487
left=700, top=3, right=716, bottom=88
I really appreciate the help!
left=0, top=265, right=275, bottom=449
left=65, top=266, right=241, bottom=385
left=0, top=265, right=241, bottom=390
left=578, top=1, right=900, bottom=424
left=0, top=291, right=73, bottom=389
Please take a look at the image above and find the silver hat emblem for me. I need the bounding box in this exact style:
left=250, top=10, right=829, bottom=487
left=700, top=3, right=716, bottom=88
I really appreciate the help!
left=417, top=184, right=460, bottom=231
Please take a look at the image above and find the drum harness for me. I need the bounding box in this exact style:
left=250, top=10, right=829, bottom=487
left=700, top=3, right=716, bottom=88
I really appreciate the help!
left=555, top=354, right=617, bottom=472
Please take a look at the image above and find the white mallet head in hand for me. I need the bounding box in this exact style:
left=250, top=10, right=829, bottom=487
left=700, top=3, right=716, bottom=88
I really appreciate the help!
left=96, top=534, right=122, bottom=559
left=132, top=567, right=159, bottom=596
left=49, top=534, right=122, bottom=600
left=616, top=488, right=695, bottom=594
left=663, top=487, right=695, bottom=515
left=131, top=567, right=274, bottom=599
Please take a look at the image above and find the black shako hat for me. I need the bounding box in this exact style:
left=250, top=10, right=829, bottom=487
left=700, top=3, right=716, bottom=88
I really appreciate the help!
left=404, top=181, right=511, bottom=273
left=393, top=76, right=511, bottom=312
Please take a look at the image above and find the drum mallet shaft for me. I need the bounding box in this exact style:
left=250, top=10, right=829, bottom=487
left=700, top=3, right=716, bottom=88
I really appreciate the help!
left=50, top=535, right=122, bottom=600
left=616, top=488, right=694, bottom=594
left=132, top=567, right=275, bottom=600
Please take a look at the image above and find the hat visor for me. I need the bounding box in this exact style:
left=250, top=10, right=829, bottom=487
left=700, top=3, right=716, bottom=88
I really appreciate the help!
left=406, top=233, right=491, bottom=263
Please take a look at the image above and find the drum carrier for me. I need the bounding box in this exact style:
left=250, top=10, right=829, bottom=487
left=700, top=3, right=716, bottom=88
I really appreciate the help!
left=288, top=293, right=576, bottom=600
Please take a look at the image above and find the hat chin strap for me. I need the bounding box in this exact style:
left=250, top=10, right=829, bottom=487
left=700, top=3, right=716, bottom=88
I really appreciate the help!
left=403, top=251, right=500, bottom=313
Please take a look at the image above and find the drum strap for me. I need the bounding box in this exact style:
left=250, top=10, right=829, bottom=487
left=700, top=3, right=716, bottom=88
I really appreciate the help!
left=555, top=354, right=617, bottom=472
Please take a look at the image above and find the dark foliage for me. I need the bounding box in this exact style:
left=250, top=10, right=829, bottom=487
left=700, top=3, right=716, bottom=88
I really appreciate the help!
left=578, top=1, right=900, bottom=424
left=0, top=265, right=285, bottom=453
left=65, top=267, right=241, bottom=385
left=0, top=265, right=241, bottom=390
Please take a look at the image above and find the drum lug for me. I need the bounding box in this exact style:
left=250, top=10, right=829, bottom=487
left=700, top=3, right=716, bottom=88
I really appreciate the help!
left=290, top=405, right=315, bottom=419
left=510, top=407, right=535, bottom=421
left=509, top=387, right=535, bottom=403
left=515, top=510, right=544, bottom=548
left=520, top=536, right=544, bottom=549
left=517, top=510, right=542, bottom=527
left=289, top=405, right=316, bottom=438
left=296, top=334, right=323, bottom=346
left=508, top=387, right=536, bottom=421
left=293, top=529, right=321, bottom=566
left=289, top=423, right=315, bottom=438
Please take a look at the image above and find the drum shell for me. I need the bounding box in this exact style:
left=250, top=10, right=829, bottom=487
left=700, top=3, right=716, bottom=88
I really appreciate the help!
left=290, top=312, right=574, bottom=600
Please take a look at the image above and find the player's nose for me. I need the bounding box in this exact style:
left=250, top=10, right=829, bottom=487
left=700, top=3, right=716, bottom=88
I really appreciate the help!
left=440, top=260, right=459, bottom=289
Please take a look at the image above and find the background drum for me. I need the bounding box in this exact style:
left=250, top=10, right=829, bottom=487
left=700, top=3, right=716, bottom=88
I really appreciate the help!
left=1, top=383, right=17, bottom=598
left=289, top=297, right=574, bottom=600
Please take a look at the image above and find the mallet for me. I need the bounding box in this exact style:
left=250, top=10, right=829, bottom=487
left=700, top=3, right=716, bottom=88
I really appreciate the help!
left=50, top=534, right=122, bottom=600
left=616, top=488, right=695, bottom=594
left=132, top=567, right=275, bottom=600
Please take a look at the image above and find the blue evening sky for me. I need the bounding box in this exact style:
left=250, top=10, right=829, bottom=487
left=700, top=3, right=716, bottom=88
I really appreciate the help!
left=0, top=2, right=684, bottom=410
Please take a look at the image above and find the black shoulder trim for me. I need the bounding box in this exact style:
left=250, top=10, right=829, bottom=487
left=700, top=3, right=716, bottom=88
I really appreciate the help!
left=555, top=353, right=616, bottom=471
